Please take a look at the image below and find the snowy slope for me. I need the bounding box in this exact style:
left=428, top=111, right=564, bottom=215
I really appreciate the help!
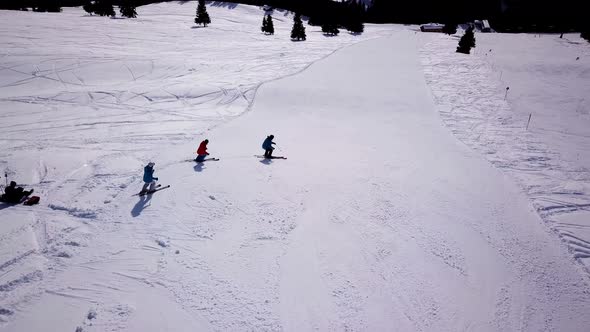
left=1, top=3, right=590, bottom=331
left=0, top=3, right=394, bottom=330
left=420, top=32, right=590, bottom=272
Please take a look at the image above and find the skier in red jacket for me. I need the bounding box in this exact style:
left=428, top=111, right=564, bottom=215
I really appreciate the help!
left=195, top=139, right=210, bottom=162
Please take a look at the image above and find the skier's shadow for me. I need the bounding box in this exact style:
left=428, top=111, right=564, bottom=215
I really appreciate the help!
left=194, top=162, right=206, bottom=172
left=131, top=194, right=152, bottom=217
left=259, top=159, right=273, bottom=165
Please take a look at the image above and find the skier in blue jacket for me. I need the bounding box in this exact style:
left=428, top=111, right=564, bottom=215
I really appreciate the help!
left=262, top=135, right=276, bottom=158
left=141, top=162, right=158, bottom=193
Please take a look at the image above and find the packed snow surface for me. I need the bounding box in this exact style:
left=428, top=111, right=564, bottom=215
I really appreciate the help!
left=1, top=2, right=590, bottom=331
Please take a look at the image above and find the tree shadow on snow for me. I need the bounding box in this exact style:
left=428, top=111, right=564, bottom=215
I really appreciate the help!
left=210, top=1, right=238, bottom=9
left=131, top=194, right=152, bottom=217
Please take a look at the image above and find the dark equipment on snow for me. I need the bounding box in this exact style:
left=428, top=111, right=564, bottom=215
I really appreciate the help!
left=0, top=181, right=34, bottom=204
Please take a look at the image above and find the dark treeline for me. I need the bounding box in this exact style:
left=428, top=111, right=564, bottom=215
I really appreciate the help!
left=492, top=0, right=586, bottom=32
left=0, top=0, right=366, bottom=24
left=1, top=0, right=586, bottom=32
left=367, top=0, right=586, bottom=32
left=0, top=0, right=155, bottom=11
left=210, top=0, right=367, bottom=28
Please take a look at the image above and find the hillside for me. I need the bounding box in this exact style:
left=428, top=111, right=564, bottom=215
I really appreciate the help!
left=1, top=2, right=590, bottom=331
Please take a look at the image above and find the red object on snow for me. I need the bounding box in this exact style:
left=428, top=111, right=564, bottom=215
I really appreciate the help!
left=197, top=140, right=208, bottom=155
left=23, top=196, right=40, bottom=206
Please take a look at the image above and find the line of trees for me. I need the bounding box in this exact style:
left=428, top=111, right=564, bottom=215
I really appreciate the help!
left=83, top=0, right=136, bottom=18
left=3, top=0, right=586, bottom=35
left=217, top=0, right=584, bottom=33
left=366, top=0, right=584, bottom=33
left=1, top=0, right=63, bottom=12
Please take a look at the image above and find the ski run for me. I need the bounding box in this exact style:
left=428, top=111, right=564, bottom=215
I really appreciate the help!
left=1, top=2, right=590, bottom=331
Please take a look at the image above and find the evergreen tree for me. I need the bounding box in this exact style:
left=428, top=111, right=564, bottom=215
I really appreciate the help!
left=83, top=1, right=95, bottom=15
left=366, top=0, right=395, bottom=23
left=42, top=0, right=62, bottom=12
left=261, top=14, right=275, bottom=35
left=119, top=0, right=137, bottom=18
left=261, top=14, right=268, bottom=33
left=266, top=15, right=275, bottom=35
left=290, top=13, right=306, bottom=41
left=345, top=21, right=364, bottom=34
left=343, top=0, right=365, bottom=34
left=442, top=22, right=457, bottom=35
left=194, top=0, right=211, bottom=27
left=94, top=0, right=115, bottom=17
left=0, top=1, right=28, bottom=10
left=456, top=26, right=476, bottom=54
left=582, top=31, right=590, bottom=43
left=34, top=0, right=62, bottom=12
left=321, top=22, right=339, bottom=36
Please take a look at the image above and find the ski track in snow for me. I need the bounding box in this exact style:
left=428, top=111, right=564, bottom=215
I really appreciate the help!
left=1, top=3, right=590, bottom=331
left=419, top=32, right=590, bottom=274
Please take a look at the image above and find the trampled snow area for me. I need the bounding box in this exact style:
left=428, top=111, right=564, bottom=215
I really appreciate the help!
left=1, top=2, right=590, bottom=331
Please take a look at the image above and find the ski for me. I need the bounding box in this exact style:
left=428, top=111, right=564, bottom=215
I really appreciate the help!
left=140, top=185, right=170, bottom=196
left=185, top=158, right=220, bottom=162
left=133, top=184, right=170, bottom=196
left=254, top=155, right=287, bottom=160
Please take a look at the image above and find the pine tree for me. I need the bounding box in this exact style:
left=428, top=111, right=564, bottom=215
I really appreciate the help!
left=261, top=14, right=268, bottom=33
left=83, top=1, right=95, bottom=15
left=34, top=0, right=62, bottom=12
left=119, top=0, right=137, bottom=18
left=582, top=31, right=590, bottom=43
left=442, top=23, right=457, bottom=35
left=94, top=0, right=115, bottom=17
left=0, top=1, right=28, bottom=10
left=322, top=23, right=339, bottom=36
left=366, top=0, right=395, bottom=23
left=194, top=0, right=211, bottom=27
left=456, top=26, right=476, bottom=54
left=261, top=14, right=274, bottom=35
left=345, top=21, right=364, bottom=34
left=266, top=15, right=274, bottom=35
left=343, top=0, right=365, bottom=34
left=46, top=0, right=62, bottom=12
left=290, top=13, right=306, bottom=41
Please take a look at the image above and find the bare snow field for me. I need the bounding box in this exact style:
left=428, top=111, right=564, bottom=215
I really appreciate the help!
left=1, top=2, right=590, bottom=331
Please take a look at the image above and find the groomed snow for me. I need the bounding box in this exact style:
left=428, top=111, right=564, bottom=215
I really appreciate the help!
left=1, top=2, right=590, bottom=331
